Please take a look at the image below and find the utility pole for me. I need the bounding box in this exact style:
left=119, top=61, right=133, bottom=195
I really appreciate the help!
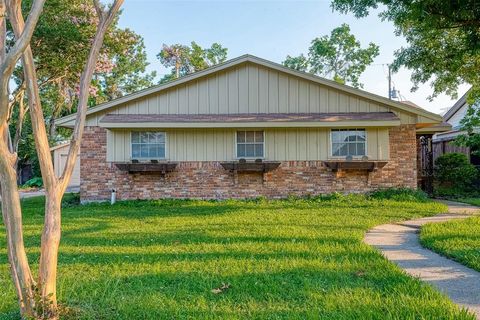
left=388, top=64, right=392, bottom=99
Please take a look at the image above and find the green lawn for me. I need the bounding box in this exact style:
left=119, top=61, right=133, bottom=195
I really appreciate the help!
left=421, top=216, right=480, bottom=272
left=0, top=194, right=474, bottom=319
left=457, top=198, right=480, bottom=207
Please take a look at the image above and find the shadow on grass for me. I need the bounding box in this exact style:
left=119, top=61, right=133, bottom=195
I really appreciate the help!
left=57, top=264, right=473, bottom=320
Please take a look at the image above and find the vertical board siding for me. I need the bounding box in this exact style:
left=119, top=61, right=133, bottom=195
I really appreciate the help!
left=106, top=127, right=390, bottom=162
left=85, top=62, right=416, bottom=127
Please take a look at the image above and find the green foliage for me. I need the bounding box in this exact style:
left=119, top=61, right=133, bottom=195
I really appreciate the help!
left=331, top=0, right=480, bottom=100
left=434, top=153, right=478, bottom=193
left=22, top=177, right=43, bottom=188
left=157, top=42, right=228, bottom=83
left=20, top=0, right=155, bottom=109
left=9, top=0, right=156, bottom=183
left=1, top=195, right=472, bottom=319
left=457, top=198, right=480, bottom=207
left=283, top=24, right=379, bottom=88
left=454, top=101, right=480, bottom=155
left=421, top=216, right=480, bottom=272
left=368, top=188, right=429, bottom=202
left=61, top=193, right=80, bottom=208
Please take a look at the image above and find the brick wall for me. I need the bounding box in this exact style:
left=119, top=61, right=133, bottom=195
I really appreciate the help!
left=80, top=125, right=417, bottom=201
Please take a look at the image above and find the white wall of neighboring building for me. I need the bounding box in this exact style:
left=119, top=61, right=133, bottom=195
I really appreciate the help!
left=448, top=102, right=469, bottom=130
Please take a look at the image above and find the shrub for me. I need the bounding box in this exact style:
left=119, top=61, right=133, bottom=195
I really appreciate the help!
left=62, top=193, right=80, bottom=207
left=434, top=153, right=478, bottom=193
left=369, top=188, right=428, bottom=202
left=22, top=177, right=43, bottom=188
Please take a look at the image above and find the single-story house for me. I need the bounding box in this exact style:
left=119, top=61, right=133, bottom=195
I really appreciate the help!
left=432, top=91, right=480, bottom=166
left=56, top=55, right=446, bottom=202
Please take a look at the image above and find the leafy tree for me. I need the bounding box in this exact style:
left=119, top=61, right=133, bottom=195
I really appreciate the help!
left=283, top=24, right=379, bottom=88
left=8, top=0, right=155, bottom=179
left=455, top=99, right=480, bottom=155
left=331, top=0, right=480, bottom=100
left=0, top=0, right=124, bottom=317
left=157, top=41, right=228, bottom=83
left=157, top=43, right=191, bottom=80
left=12, top=0, right=155, bottom=135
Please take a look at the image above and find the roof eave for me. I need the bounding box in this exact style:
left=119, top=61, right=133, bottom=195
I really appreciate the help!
left=99, top=120, right=401, bottom=129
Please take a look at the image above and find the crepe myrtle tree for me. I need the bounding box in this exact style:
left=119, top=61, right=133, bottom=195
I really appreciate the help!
left=0, top=0, right=123, bottom=319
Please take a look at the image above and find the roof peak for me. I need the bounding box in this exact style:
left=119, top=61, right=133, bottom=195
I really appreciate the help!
left=57, top=54, right=443, bottom=127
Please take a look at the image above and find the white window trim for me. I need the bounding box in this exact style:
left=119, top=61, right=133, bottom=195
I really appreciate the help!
left=235, top=130, right=266, bottom=159
left=329, top=128, right=368, bottom=159
left=130, top=131, right=168, bottom=160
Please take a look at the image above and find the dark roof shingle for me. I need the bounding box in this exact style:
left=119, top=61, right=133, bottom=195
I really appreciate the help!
left=100, top=112, right=400, bottom=124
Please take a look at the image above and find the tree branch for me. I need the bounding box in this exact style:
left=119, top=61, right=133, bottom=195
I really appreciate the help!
left=60, top=0, right=124, bottom=192
left=7, top=81, right=25, bottom=122
left=0, top=0, right=6, bottom=64
left=93, top=0, right=104, bottom=20
left=11, top=88, right=24, bottom=154
left=0, top=0, right=45, bottom=124
left=9, top=0, right=57, bottom=191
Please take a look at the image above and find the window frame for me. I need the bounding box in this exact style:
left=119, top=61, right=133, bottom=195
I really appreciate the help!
left=329, top=128, right=367, bottom=158
left=130, top=131, right=167, bottom=160
left=235, top=130, right=265, bottom=159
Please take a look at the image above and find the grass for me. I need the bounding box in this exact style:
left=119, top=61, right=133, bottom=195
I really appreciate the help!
left=456, top=198, right=480, bottom=207
left=0, top=194, right=474, bottom=319
left=421, top=216, right=480, bottom=273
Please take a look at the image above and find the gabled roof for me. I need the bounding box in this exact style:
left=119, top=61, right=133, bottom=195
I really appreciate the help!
left=443, top=90, right=469, bottom=121
left=57, top=54, right=443, bottom=126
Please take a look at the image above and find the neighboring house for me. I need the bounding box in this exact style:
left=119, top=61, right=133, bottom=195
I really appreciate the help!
left=51, top=142, right=80, bottom=188
left=56, top=55, right=446, bottom=202
left=432, top=91, right=480, bottom=166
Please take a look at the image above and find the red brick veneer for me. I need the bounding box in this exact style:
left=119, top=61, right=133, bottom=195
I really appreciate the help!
left=80, top=125, right=417, bottom=201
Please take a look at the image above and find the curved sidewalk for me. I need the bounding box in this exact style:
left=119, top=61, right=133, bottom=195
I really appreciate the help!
left=365, top=200, right=480, bottom=318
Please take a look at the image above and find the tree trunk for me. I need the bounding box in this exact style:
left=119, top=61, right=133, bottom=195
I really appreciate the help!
left=38, top=187, right=62, bottom=317
left=4, top=1, right=123, bottom=318
left=0, top=123, right=36, bottom=318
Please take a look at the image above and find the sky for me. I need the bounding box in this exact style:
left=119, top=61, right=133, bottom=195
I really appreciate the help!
left=117, top=0, right=470, bottom=115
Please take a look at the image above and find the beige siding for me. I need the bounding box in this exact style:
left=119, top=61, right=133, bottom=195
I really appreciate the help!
left=53, top=145, right=80, bottom=187
left=107, top=127, right=389, bottom=162
left=86, top=62, right=416, bottom=126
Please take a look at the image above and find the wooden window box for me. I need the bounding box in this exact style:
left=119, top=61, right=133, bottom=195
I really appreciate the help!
left=322, top=160, right=388, bottom=172
left=220, top=161, right=281, bottom=173
left=114, top=162, right=178, bottom=174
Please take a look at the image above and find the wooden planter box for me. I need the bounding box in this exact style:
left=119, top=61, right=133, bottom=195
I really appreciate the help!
left=114, top=162, right=178, bottom=174
left=322, top=160, right=388, bottom=172
left=220, top=161, right=281, bottom=173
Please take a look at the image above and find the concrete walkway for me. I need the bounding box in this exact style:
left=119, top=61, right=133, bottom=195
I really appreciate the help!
left=365, top=200, right=480, bottom=318
left=0, top=186, right=80, bottom=201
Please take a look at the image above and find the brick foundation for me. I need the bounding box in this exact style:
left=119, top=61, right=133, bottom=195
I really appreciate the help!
left=80, top=125, right=417, bottom=201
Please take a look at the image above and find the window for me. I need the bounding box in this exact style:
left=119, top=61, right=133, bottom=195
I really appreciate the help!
left=331, top=129, right=366, bottom=157
left=236, top=131, right=264, bottom=158
left=131, top=132, right=166, bottom=159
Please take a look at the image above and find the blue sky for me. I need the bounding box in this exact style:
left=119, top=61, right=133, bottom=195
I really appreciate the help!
left=118, top=0, right=469, bottom=114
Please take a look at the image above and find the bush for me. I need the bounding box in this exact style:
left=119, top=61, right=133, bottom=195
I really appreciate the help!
left=369, top=188, right=429, bottom=202
left=434, top=153, right=478, bottom=193
left=22, top=177, right=43, bottom=188
left=62, top=193, right=80, bottom=207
